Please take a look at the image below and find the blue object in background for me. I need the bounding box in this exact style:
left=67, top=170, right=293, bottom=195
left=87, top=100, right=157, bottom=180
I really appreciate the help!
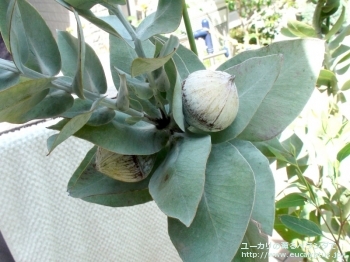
left=193, top=19, right=214, bottom=54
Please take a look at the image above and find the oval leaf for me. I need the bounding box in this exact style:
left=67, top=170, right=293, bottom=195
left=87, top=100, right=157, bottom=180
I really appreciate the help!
left=168, top=142, right=255, bottom=262
left=48, top=114, right=170, bottom=155
left=279, top=215, right=323, bottom=237
left=68, top=146, right=152, bottom=207
left=157, top=35, right=205, bottom=80
left=317, top=69, right=338, bottom=89
left=116, top=73, right=129, bottom=111
left=217, top=39, right=325, bottom=141
left=131, top=46, right=178, bottom=77
left=231, top=139, right=275, bottom=235
left=47, top=111, right=93, bottom=154
left=149, top=134, right=211, bottom=227
left=136, top=0, right=183, bottom=41
left=286, top=20, right=317, bottom=38
left=165, top=59, right=185, bottom=131
left=325, top=6, right=346, bottom=40
left=57, top=31, right=107, bottom=95
left=0, top=89, right=49, bottom=123
left=110, top=35, right=138, bottom=87
left=276, top=193, right=307, bottom=209
left=16, top=89, right=74, bottom=122
left=98, top=15, right=131, bottom=40
left=212, top=55, right=282, bottom=143
left=337, top=143, right=350, bottom=162
left=87, top=107, right=116, bottom=126
left=0, top=78, right=52, bottom=122
left=8, top=0, right=61, bottom=76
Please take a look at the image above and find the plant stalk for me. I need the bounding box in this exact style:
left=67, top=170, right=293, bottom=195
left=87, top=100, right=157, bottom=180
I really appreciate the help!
left=182, top=0, right=198, bottom=56
left=108, top=4, right=146, bottom=58
left=313, top=0, right=326, bottom=39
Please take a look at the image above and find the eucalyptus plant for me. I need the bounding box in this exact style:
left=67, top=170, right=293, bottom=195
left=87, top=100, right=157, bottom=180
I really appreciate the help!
left=0, top=0, right=325, bottom=261
left=268, top=1, right=350, bottom=261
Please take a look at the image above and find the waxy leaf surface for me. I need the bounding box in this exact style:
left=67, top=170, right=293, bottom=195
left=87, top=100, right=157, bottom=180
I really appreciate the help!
left=150, top=135, right=211, bottom=227
left=217, top=39, right=325, bottom=141
left=168, top=142, right=255, bottom=262
left=212, top=54, right=282, bottom=143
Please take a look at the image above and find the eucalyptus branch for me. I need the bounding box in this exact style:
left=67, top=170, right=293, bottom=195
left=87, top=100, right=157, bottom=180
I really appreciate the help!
left=106, top=4, right=166, bottom=116
left=51, top=78, right=156, bottom=124
left=182, top=0, right=198, bottom=56
left=313, top=0, right=326, bottom=38
left=108, top=4, right=146, bottom=58
left=318, top=211, right=347, bottom=262
left=295, top=164, right=347, bottom=261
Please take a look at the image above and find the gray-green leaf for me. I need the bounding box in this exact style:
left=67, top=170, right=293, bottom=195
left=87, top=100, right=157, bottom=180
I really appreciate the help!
left=48, top=113, right=170, bottom=155
left=7, top=0, right=61, bottom=76
left=131, top=37, right=179, bottom=77
left=149, top=134, right=211, bottom=227
left=279, top=215, right=323, bottom=237
left=57, top=31, right=107, bottom=95
left=232, top=220, right=269, bottom=262
left=168, top=142, right=255, bottom=262
left=231, top=139, right=275, bottom=235
left=0, top=78, right=52, bottom=123
left=68, top=146, right=152, bottom=207
left=212, top=54, right=282, bottom=143
left=217, top=39, right=325, bottom=141
left=136, top=0, right=183, bottom=41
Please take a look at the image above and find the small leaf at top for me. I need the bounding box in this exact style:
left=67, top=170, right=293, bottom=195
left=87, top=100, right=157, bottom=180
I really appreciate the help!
left=116, top=73, right=129, bottom=111
left=131, top=36, right=179, bottom=77
left=136, top=0, right=183, bottom=41
left=156, top=35, right=205, bottom=80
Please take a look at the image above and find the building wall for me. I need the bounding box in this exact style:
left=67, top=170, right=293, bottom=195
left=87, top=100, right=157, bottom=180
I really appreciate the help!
left=26, top=1, right=127, bottom=55
left=28, top=0, right=70, bottom=38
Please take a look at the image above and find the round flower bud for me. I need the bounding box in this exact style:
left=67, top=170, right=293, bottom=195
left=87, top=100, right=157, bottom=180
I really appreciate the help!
left=182, top=70, right=239, bottom=132
left=95, top=147, right=156, bottom=182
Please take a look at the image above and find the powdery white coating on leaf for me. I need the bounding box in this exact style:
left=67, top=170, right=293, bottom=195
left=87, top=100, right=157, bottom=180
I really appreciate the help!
left=182, top=70, right=239, bottom=132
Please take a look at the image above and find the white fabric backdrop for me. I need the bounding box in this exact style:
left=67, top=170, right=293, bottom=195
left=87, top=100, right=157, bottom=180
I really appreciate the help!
left=0, top=121, right=181, bottom=262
